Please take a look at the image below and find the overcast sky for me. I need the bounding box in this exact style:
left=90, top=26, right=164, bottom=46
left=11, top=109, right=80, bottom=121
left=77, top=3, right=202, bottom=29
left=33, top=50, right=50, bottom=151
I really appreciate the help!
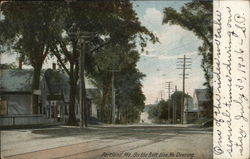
left=1, top=1, right=206, bottom=105
left=132, top=1, right=206, bottom=104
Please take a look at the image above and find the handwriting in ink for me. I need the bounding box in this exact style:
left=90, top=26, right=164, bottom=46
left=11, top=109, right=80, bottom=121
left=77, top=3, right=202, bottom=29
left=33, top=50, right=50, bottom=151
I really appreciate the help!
left=235, top=126, right=247, bottom=156
left=234, top=94, right=248, bottom=122
left=226, top=7, right=232, bottom=28
left=222, top=110, right=233, bottom=157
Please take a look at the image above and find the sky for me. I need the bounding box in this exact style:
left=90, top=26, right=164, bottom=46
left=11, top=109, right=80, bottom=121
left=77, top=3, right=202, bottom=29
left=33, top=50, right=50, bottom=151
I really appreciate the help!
left=0, top=1, right=206, bottom=105
left=132, top=1, right=206, bottom=104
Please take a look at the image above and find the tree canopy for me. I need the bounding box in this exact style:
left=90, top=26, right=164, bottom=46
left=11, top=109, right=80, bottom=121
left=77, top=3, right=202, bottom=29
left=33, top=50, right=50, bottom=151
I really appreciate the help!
left=0, top=1, right=62, bottom=114
left=0, top=1, right=157, bottom=125
left=48, top=1, right=157, bottom=125
left=162, top=0, right=213, bottom=96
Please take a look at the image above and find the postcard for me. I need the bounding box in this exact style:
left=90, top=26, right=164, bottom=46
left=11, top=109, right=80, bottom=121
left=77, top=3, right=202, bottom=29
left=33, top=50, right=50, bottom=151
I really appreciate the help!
left=0, top=0, right=249, bottom=159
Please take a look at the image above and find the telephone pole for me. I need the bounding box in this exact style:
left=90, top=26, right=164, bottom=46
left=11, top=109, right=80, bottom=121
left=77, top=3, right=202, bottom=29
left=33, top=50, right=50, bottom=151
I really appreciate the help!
left=68, top=29, right=95, bottom=128
left=79, top=39, right=86, bottom=128
left=109, top=69, right=119, bottom=124
left=172, top=85, right=177, bottom=124
left=177, top=55, right=191, bottom=124
left=165, top=81, right=173, bottom=122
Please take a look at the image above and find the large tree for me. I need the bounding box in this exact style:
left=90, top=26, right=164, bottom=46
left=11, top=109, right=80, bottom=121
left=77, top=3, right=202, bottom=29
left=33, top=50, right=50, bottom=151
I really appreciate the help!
left=49, top=1, right=157, bottom=125
left=0, top=1, right=157, bottom=125
left=162, top=0, right=213, bottom=97
left=0, top=2, right=61, bottom=114
left=115, top=50, right=146, bottom=124
left=87, top=42, right=146, bottom=123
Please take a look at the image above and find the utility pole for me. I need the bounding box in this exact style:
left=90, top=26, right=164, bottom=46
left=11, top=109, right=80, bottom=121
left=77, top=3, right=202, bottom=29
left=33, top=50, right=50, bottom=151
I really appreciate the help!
left=165, top=81, right=173, bottom=122
left=186, top=93, right=189, bottom=123
left=172, top=85, right=177, bottom=124
left=68, top=29, right=95, bottom=128
left=177, top=55, right=191, bottom=124
left=79, top=39, right=86, bottom=128
left=109, top=69, right=119, bottom=124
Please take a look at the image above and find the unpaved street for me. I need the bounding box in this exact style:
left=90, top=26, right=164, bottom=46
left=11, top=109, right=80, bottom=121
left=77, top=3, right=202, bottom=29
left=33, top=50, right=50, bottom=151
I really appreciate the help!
left=1, top=125, right=212, bottom=159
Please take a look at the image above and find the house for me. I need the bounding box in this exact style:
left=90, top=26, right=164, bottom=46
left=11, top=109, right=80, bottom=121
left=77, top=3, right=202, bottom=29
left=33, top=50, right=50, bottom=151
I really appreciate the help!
left=40, top=68, right=99, bottom=122
left=0, top=69, right=48, bottom=126
left=193, top=89, right=212, bottom=119
left=184, top=96, right=194, bottom=112
left=183, top=89, right=213, bottom=123
left=0, top=67, right=99, bottom=126
left=40, top=68, right=68, bottom=121
left=0, top=69, right=35, bottom=114
left=184, top=97, right=198, bottom=122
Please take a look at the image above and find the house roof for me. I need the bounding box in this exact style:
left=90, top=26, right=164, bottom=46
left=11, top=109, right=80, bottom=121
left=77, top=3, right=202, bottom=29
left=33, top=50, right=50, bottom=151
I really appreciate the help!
left=0, top=69, right=34, bottom=92
left=43, top=69, right=69, bottom=95
left=193, top=89, right=211, bottom=102
left=0, top=69, right=96, bottom=100
left=44, top=69, right=96, bottom=92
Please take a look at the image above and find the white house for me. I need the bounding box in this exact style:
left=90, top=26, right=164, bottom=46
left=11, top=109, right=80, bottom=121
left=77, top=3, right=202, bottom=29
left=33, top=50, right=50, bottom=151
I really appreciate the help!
left=193, top=89, right=212, bottom=118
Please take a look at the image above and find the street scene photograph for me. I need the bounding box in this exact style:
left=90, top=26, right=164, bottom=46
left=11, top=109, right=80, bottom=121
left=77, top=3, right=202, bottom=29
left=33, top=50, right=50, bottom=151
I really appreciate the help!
left=0, top=0, right=213, bottom=159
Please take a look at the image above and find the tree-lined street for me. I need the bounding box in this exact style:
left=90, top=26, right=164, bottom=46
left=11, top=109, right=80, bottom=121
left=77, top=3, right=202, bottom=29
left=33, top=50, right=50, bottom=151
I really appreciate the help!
left=2, top=125, right=212, bottom=159
left=1, top=1, right=213, bottom=158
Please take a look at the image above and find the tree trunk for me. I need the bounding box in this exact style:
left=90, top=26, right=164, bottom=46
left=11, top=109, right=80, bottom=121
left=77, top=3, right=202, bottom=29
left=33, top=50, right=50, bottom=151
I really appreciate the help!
left=82, top=70, right=87, bottom=127
left=80, top=41, right=87, bottom=127
left=117, top=106, right=120, bottom=123
left=100, top=85, right=110, bottom=121
left=31, top=65, right=42, bottom=114
left=67, top=79, right=78, bottom=126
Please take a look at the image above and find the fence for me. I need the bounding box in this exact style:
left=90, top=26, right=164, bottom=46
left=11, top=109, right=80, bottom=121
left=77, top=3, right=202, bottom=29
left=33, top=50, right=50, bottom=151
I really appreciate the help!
left=0, top=114, right=54, bottom=126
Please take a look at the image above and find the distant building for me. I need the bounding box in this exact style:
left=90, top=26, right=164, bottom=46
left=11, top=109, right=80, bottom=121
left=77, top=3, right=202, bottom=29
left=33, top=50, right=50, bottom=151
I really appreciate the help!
left=184, top=97, right=198, bottom=122
left=184, top=97, right=194, bottom=112
left=193, top=89, right=212, bottom=119
left=183, top=89, right=212, bottom=123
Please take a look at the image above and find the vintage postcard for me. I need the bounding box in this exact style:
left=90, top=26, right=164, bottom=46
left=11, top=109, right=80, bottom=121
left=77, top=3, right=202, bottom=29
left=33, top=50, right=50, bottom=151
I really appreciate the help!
left=0, top=0, right=249, bottom=159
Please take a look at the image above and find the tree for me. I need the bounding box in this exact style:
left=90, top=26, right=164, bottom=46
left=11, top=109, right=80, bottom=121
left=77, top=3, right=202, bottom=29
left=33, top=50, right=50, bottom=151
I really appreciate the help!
left=146, top=92, right=191, bottom=123
left=162, top=0, right=213, bottom=97
left=49, top=1, right=157, bottom=125
left=0, top=2, right=61, bottom=114
left=116, top=67, right=146, bottom=124
left=87, top=42, right=146, bottom=123
left=1, top=1, right=157, bottom=125
left=147, top=104, right=160, bottom=121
